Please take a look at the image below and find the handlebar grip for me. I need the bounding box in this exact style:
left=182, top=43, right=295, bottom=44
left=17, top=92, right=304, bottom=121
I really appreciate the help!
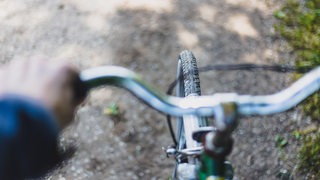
left=73, top=75, right=89, bottom=102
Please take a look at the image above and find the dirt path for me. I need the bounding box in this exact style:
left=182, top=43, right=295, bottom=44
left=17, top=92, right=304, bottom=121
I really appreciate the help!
left=0, top=0, right=308, bottom=179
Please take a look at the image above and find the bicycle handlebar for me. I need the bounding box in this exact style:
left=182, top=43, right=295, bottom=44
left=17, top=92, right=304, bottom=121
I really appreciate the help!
left=80, top=66, right=320, bottom=117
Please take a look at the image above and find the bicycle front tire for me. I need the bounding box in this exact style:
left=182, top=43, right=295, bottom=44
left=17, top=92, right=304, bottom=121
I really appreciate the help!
left=180, top=50, right=201, bottom=97
left=174, top=50, right=208, bottom=179
left=177, top=50, right=206, bottom=149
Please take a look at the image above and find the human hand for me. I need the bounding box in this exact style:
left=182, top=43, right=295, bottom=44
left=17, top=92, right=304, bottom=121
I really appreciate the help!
left=0, top=58, right=86, bottom=129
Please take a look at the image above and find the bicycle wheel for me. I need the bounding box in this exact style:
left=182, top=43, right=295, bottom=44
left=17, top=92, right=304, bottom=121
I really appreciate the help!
left=174, top=50, right=207, bottom=179
left=177, top=50, right=207, bottom=148
left=179, top=50, right=201, bottom=97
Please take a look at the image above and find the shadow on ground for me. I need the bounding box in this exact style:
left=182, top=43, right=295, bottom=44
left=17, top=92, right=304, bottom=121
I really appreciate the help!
left=0, top=0, right=303, bottom=179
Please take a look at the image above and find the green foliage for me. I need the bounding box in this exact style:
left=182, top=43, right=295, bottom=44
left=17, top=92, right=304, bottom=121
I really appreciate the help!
left=274, top=0, right=320, bottom=120
left=298, top=131, right=320, bottom=177
left=104, top=102, right=120, bottom=116
left=275, top=135, right=288, bottom=149
left=292, top=130, right=302, bottom=139
left=274, top=0, right=320, bottom=177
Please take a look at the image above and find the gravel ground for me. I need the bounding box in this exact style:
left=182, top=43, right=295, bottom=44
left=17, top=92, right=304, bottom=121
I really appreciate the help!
left=0, top=0, right=313, bottom=179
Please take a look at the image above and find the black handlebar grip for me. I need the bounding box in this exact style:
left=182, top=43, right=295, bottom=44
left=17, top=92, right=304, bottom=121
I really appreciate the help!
left=72, top=75, right=89, bottom=102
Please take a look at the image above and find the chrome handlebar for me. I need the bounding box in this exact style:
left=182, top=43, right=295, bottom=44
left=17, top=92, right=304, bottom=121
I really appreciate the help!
left=80, top=66, right=320, bottom=117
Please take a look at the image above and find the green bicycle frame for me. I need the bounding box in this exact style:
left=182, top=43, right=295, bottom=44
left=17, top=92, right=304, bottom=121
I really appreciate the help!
left=198, top=153, right=234, bottom=180
left=198, top=154, right=225, bottom=180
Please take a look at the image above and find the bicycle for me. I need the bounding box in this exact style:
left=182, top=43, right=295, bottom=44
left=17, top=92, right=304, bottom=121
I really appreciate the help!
left=80, top=50, right=320, bottom=179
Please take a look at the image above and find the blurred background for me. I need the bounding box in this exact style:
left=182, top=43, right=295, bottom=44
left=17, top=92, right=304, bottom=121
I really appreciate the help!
left=0, top=0, right=311, bottom=179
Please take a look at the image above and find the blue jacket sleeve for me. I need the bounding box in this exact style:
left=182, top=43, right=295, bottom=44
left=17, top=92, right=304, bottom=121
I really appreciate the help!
left=0, top=95, right=62, bottom=179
